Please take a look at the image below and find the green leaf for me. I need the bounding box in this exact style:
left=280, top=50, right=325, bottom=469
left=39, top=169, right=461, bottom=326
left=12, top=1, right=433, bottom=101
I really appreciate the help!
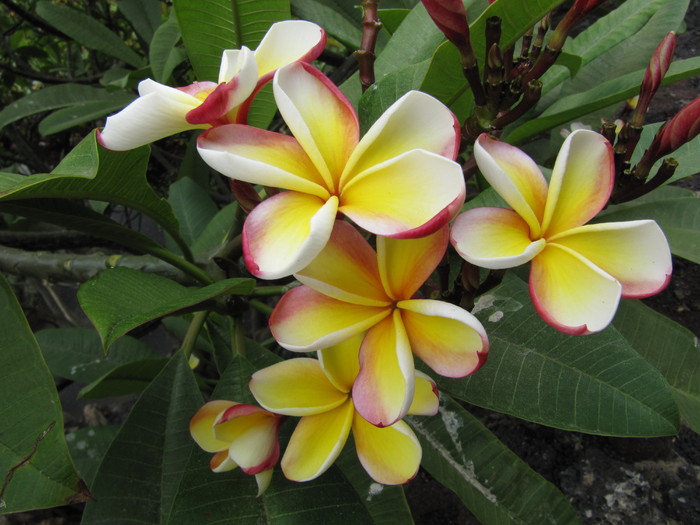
left=506, top=56, right=700, bottom=144
left=613, top=300, right=700, bottom=433
left=0, top=130, right=191, bottom=260
left=81, top=352, right=204, bottom=523
left=78, top=358, right=169, bottom=399
left=65, top=426, right=120, bottom=488
left=173, top=0, right=291, bottom=81
left=291, top=0, right=363, bottom=48
left=597, top=197, right=700, bottom=265
left=378, top=8, right=410, bottom=35
left=78, top=267, right=254, bottom=351
left=35, top=1, right=144, bottom=68
left=37, top=327, right=161, bottom=383
left=0, top=273, right=87, bottom=513
left=419, top=0, right=567, bottom=120
left=168, top=177, right=218, bottom=247
left=37, top=93, right=137, bottom=135
left=0, top=84, right=134, bottom=132
left=150, top=13, right=186, bottom=83
left=117, top=0, right=163, bottom=43
left=438, top=275, right=679, bottom=436
left=409, top=396, right=579, bottom=524
left=191, top=202, right=239, bottom=256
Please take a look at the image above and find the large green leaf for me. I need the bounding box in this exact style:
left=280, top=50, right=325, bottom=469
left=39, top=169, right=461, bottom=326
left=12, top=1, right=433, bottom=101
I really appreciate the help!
left=613, top=300, right=700, bottom=433
left=149, top=12, right=186, bottom=84
left=0, top=274, right=87, bottom=513
left=438, top=275, right=679, bottom=436
left=173, top=0, right=290, bottom=81
left=78, top=267, right=254, bottom=351
left=191, top=202, right=239, bottom=256
left=78, top=358, right=169, bottom=399
left=65, top=426, right=120, bottom=488
left=35, top=1, right=144, bottom=68
left=505, top=56, right=700, bottom=144
left=117, top=0, right=163, bottom=43
left=0, top=84, right=135, bottom=132
left=0, top=131, right=191, bottom=259
left=418, top=0, right=567, bottom=121
left=168, top=177, right=218, bottom=247
left=291, top=0, right=363, bottom=47
left=409, top=396, right=579, bottom=524
left=597, top=197, right=700, bottom=265
left=37, top=93, right=137, bottom=135
left=81, top=351, right=204, bottom=524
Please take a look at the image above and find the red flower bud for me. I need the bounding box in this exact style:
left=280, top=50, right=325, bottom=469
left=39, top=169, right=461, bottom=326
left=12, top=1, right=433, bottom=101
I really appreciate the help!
left=421, top=0, right=472, bottom=62
left=632, top=32, right=676, bottom=126
left=656, top=96, right=700, bottom=155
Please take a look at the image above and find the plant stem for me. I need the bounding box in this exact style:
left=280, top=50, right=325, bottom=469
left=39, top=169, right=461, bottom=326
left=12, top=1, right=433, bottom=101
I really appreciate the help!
left=181, top=311, right=209, bottom=360
left=355, top=0, right=381, bottom=92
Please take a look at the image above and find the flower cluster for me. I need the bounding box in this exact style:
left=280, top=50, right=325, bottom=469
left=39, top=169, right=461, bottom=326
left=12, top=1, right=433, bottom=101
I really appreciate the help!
left=101, top=19, right=671, bottom=492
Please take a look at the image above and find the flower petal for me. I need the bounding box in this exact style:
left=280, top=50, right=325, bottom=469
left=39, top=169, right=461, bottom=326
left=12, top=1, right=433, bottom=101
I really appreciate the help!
left=282, top=400, right=354, bottom=481
left=377, top=225, right=449, bottom=300
left=210, top=450, right=237, bottom=473
left=242, top=192, right=338, bottom=279
left=189, top=400, right=238, bottom=453
left=339, top=149, right=465, bottom=238
left=99, top=79, right=204, bottom=151
left=398, top=299, right=489, bottom=377
left=408, top=371, right=439, bottom=416
left=352, top=311, right=415, bottom=427
left=254, top=469, right=273, bottom=496
left=218, top=46, right=258, bottom=85
left=254, top=20, right=327, bottom=79
left=197, top=124, right=328, bottom=196
left=342, top=90, right=460, bottom=185
left=352, top=415, right=421, bottom=485
left=270, top=286, right=391, bottom=352
left=295, top=220, right=390, bottom=307
left=249, top=358, right=348, bottom=416
left=474, top=133, right=548, bottom=237
left=450, top=207, right=546, bottom=269
left=551, top=220, right=672, bottom=297
left=318, top=332, right=363, bottom=393
left=274, top=62, right=359, bottom=190
left=541, top=129, right=614, bottom=236
left=530, top=243, right=622, bottom=334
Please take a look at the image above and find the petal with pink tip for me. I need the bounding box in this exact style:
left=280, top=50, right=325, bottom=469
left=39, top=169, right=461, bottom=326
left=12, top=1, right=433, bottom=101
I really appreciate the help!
left=254, top=20, right=326, bottom=78
left=282, top=400, right=354, bottom=481
left=197, top=125, right=329, bottom=197
left=99, top=79, right=204, bottom=151
left=408, top=371, right=439, bottom=416
left=339, top=149, right=465, bottom=238
left=450, top=207, right=546, bottom=269
left=551, top=220, right=672, bottom=298
left=270, top=286, right=390, bottom=352
left=295, top=221, right=390, bottom=307
left=530, top=243, right=622, bottom=334
left=541, top=129, right=614, bottom=236
left=318, top=333, right=363, bottom=393
left=242, top=193, right=338, bottom=279
left=474, top=134, right=548, bottom=237
left=274, top=62, right=358, bottom=190
left=249, top=358, right=348, bottom=416
left=352, top=311, right=415, bottom=427
left=213, top=409, right=281, bottom=474
left=377, top=225, right=449, bottom=300
left=189, top=400, right=237, bottom=453
left=398, top=299, right=489, bottom=377
left=352, top=415, right=421, bottom=485
left=342, top=90, right=460, bottom=185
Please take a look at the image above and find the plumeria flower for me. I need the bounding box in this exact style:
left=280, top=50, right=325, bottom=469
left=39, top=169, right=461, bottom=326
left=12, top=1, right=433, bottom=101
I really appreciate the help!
left=269, top=220, right=488, bottom=427
left=189, top=400, right=283, bottom=495
left=98, top=20, right=326, bottom=151
left=197, top=62, right=465, bottom=279
left=249, top=334, right=440, bottom=484
left=451, top=129, right=672, bottom=334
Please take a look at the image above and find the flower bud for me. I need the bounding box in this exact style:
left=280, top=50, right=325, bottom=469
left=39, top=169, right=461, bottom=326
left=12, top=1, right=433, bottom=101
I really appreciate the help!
left=421, top=0, right=473, bottom=64
left=656, top=96, right=700, bottom=154
left=631, top=32, right=676, bottom=127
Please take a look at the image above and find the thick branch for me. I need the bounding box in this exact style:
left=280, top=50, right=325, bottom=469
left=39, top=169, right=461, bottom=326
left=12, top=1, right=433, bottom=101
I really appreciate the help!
left=355, top=0, right=382, bottom=92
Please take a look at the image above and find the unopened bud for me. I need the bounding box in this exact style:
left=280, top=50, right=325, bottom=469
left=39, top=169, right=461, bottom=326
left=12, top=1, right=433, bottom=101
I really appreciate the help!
left=656, top=96, right=700, bottom=154
left=229, top=179, right=261, bottom=214
left=421, top=0, right=473, bottom=65
left=631, top=32, right=676, bottom=127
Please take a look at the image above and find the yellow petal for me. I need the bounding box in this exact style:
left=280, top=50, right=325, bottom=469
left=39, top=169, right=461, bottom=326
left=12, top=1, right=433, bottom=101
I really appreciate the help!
left=530, top=243, right=622, bottom=334
left=242, top=193, right=338, bottom=279
left=398, top=299, right=489, bottom=377
left=189, top=400, right=238, bottom=453
left=249, top=358, right=347, bottom=416
left=282, top=400, right=354, bottom=481
left=541, top=129, right=614, bottom=236
left=270, top=285, right=391, bottom=352
left=210, top=450, right=238, bottom=473
left=377, top=225, right=449, bottom=300
left=295, top=220, right=391, bottom=307
left=339, top=149, right=465, bottom=237
left=408, top=371, right=440, bottom=416
left=318, top=333, right=364, bottom=393
left=450, top=207, right=546, bottom=269
left=474, top=133, right=548, bottom=237
left=352, top=312, right=415, bottom=427
left=352, top=415, right=421, bottom=485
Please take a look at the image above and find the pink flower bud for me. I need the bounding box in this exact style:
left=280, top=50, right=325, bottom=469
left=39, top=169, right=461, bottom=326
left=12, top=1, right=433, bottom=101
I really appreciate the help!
left=421, top=0, right=471, bottom=59
left=656, top=96, right=700, bottom=155
left=632, top=32, right=676, bottom=126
